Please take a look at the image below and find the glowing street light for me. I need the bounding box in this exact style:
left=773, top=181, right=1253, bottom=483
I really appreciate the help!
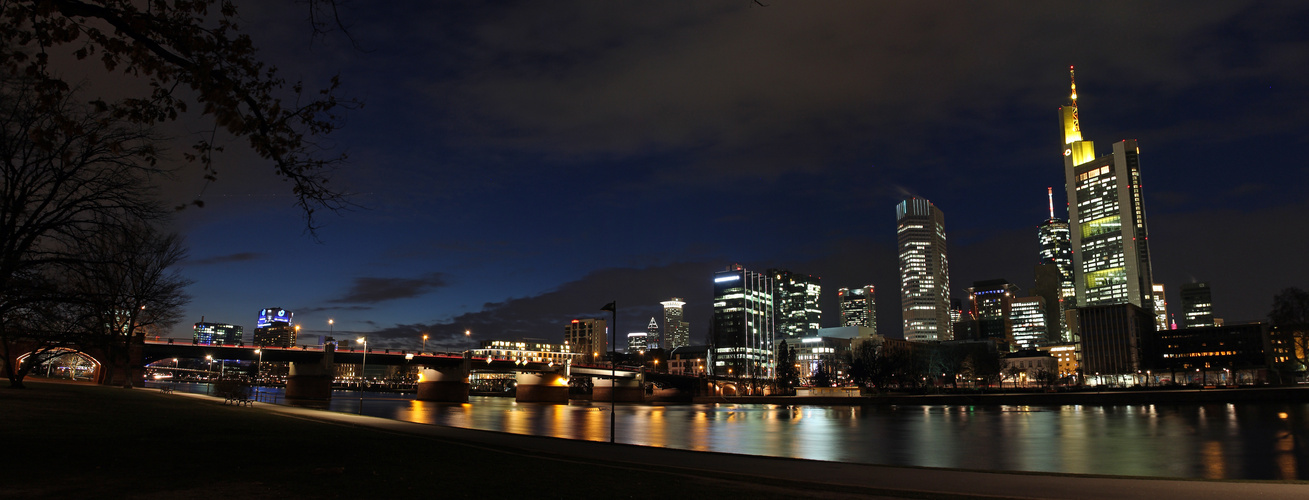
left=422, top=333, right=429, bottom=351
left=357, top=336, right=368, bottom=414
left=465, top=329, right=471, bottom=337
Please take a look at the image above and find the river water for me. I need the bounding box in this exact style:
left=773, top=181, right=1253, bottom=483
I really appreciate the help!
left=156, top=382, right=1308, bottom=480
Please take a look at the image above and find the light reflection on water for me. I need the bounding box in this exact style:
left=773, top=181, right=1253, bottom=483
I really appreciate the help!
left=156, top=382, right=1307, bottom=480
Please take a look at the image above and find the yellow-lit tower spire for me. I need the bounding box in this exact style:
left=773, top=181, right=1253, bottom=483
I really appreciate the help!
left=1060, top=65, right=1094, bottom=165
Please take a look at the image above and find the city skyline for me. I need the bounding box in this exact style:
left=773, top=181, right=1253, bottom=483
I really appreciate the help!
left=156, top=3, right=1308, bottom=351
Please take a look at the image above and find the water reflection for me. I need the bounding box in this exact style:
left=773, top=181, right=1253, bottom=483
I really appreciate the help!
left=151, top=382, right=1307, bottom=480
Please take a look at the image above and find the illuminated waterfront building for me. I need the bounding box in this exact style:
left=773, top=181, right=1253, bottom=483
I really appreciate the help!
left=661, top=298, right=690, bottom=350
left=770, top=269, right=821, bottom=339
left=1010, top=296, right=1049, bottom=350
left=193, top=321, right=243, bottom=346
left=564, top=318, right=607, bottom=363
left=472, top=339, right=580, bottom=365
left=1152, top=284, right=1169, bottom=330
left=253, top=307, right=296, bottom=348
left=1060, top=67, right=1155, bottom=312
left=1180, top=282, right=1215, bottom=329
left=712, top=264, right=775, bottom=379
left=838, top=286, right=877, bottom=333
left=897, top=197, right=952, bottom=342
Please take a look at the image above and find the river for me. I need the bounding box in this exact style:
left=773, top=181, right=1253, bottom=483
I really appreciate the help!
left=154, top=382, right=1308, bottom=480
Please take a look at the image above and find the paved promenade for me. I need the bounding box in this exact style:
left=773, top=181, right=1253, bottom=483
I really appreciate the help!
left=5, top=380, right=1306, bottom=499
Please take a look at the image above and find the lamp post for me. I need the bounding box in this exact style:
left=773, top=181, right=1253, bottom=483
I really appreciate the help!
left=206, top=355, right=213, bottom=394
left=357, top=336, right=368, bottom=413
left=422, top=333, right=428, bottom=352
left=328, top=318, right=334, bottom=338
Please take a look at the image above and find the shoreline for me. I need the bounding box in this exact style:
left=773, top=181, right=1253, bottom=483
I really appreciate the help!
left=693, top=385, right=1309, bottom=406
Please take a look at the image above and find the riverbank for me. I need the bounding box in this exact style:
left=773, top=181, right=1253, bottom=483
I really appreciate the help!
left=5, top=380, right=1307, bottom=499
left=694, top=385, right=1309, bottom=406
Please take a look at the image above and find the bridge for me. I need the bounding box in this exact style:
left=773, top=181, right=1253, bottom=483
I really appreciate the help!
left=137, top=340, right=704, bottom=403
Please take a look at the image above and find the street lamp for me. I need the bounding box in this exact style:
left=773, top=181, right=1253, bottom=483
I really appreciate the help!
left=357, top=336, right=367, bottom=413
left=254, top=349, right=263, bottom=401
left=206, top=355, right=214, bottom=394
left=465, top=329, right=471, bottom=337
left=422, top=333, right=428, bottom=352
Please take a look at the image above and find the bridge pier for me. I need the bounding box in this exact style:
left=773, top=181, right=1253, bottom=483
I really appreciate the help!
left=286, top=344, right=334, bottom=400
left=514, top=372, right=569, bottom=403
left=592, top=377, right=645, bottom=403
left=416, top=363, right=470, bottom=403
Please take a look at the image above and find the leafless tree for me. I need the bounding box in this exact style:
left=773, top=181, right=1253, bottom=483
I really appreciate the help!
left=68, top=221, right=191, bottom=387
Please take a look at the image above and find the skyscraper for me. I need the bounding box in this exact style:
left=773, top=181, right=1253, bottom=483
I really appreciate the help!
left=1060, top=66, right=1155, bottom=312
left=838, top=286, right=877, bottom=333
left=897, top=197, right=951, bottom=342
left=1010, top=296, right=1048, bottom=350
left=1180, top=282, right=1215, bottom=328
left=712, top=264, right=774, bottom=379
left=1152, top=284, right=1169, bottom=331
left=565, top=318, right=607, bottom=363
left=646, top=317, right=661, bottom=350
left=661, top=298, right=690, bottom=350
left=770, top=269, right=821, bottom=339
left=253, top=307, right=294, bottom=347
left=967, top=279, right=1020, bottom=348
left=1038, top=187, right=1075, bottom=342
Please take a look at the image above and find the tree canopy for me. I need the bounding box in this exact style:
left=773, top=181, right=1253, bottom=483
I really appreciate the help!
left=1, top=0, right=357, bottom=232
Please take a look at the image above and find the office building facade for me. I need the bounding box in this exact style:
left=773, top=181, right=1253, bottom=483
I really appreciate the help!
left=770, top=269, right=821, bottom=339
left=1180, top=282, right=1215, bottom=329
left=565, top=318, right=607, bottom=363
left=193, top=322, right=243, bottom=346
left=967, top=279, right=1020, bottom=347
left=1010, top=296, right=1049, bottom=350
left=838, top=286, right=877, bottom=332
left=1152, top=284, right=1169, bottom=331
left=712, top=264, right=775, bottom=379
left=897, top=197, right=952, bottom=342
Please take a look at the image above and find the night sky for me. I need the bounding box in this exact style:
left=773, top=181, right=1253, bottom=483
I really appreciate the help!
left=146, top=2, right=1309, bottom=351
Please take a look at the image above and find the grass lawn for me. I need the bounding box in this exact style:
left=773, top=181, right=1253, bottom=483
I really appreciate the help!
left=1, top=380, right=874, bottom=499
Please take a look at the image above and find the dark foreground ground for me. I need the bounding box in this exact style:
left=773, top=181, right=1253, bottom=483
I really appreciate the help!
left=3, top=380, right=1307, bottom=499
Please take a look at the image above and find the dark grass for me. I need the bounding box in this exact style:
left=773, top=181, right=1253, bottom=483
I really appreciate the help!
left=1, top=380, right=881, bottom=499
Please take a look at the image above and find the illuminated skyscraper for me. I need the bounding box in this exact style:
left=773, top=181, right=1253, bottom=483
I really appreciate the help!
left=897, top=198, right=951, bottom=342
left=1152, top=284, right=1169, bottom=331
left=770, top=269, right=821, bottom=339
left=661, top=298, right=690, bottom=350
left=1010, top=296, right=1049, bottom=350
left=253, top=307, right=295, bottom=347
left=712, top=264, right=774, bottom=379
left=838, top=286, right=877, bottom=333
left=1180, top=282, right=1215, bottom=328
left=1037, top=187, right=1075, bottom=342
left=645, top=317, right=660, bottom=350
left=1060, top=67, right=1155, bottom=312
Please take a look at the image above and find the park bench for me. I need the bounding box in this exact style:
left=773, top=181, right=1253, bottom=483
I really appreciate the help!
left=160, top=385, right=174, bottom=394
left=215, top=379, right=253, bottom=407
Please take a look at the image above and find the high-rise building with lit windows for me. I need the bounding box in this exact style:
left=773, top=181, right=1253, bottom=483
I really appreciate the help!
left=661, top=298, right=690, bottom=350
left=645, top=317, right=661, bottom=350
left=838, top=286, right=877, bottom=332
left=1010, top=296, right=1048, bottom=350
left=1180, top=282, right=1215, bottom=328
left=967, top=279, right=1020, bottom=347
left=1152, top=284, right=1169, bottom=330
left=1038, top=187, right=1076, bottom=342
left=712, top=264, right=774, bottom=379
left=194, top=322, right=243, bottom=346
left=770, top=269, right=821, bottom=339
left=565, top=318, right=607, bottom=363
left=897, top=198, right=951, bottom=342
left=1060, top=67, right=1154, bottom=312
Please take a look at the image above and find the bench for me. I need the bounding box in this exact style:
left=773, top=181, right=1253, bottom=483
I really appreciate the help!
left=215, top=380, right=253, bottom=407
left=160, top=385, right=174, bottom=394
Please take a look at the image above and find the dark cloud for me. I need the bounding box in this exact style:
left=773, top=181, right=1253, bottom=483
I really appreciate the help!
left=186, top=252, right=266, bottom=266
left=329, top=272, right=449, bottom=304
